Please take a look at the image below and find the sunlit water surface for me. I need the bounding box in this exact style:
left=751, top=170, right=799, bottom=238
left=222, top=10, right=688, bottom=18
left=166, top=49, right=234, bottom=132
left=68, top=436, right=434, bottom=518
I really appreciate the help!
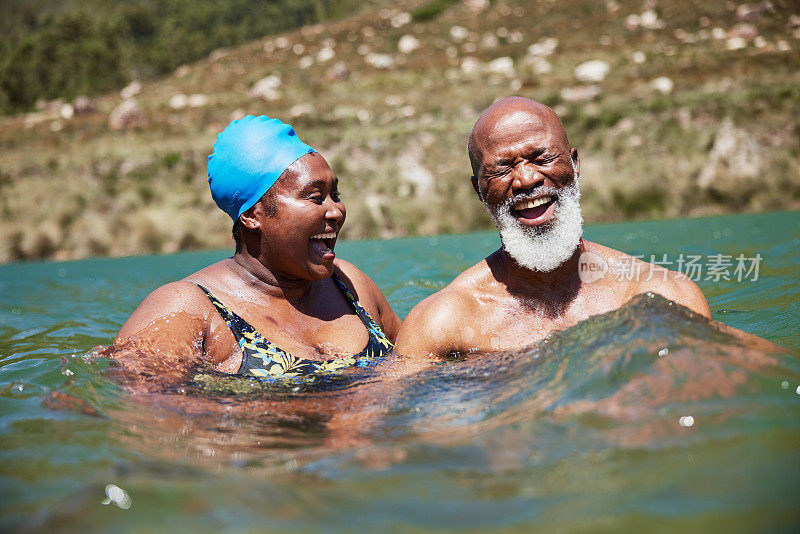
left=1, top=211, right=799, bottom=532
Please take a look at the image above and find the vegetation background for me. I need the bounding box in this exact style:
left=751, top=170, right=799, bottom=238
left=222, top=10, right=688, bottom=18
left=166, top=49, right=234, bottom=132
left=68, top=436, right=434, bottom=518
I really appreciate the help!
left=0, top=0, right=798, bottom=262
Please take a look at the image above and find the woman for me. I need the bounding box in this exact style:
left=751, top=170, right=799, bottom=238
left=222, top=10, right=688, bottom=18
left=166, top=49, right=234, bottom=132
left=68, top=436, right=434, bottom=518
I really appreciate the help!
left=114, top=115, right=400, bottom=381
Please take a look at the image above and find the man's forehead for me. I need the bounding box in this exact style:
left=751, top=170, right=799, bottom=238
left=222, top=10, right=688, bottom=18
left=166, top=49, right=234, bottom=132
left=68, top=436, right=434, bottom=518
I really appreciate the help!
left=478, top=107, right=565, bottom=151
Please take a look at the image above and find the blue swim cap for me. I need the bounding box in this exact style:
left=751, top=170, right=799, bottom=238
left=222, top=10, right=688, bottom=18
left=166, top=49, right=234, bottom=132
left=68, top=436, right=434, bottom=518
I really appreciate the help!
left=207, top=115, right=316, bottom=220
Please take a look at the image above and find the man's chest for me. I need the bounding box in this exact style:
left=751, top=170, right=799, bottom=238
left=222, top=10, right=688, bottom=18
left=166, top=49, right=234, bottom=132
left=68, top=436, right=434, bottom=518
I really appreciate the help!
left=463, top=291, right=617, bottom=352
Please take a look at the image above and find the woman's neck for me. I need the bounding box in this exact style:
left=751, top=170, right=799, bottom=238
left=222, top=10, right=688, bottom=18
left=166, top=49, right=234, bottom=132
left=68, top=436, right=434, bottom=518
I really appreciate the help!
left=231, top=253, right=315, bottom=302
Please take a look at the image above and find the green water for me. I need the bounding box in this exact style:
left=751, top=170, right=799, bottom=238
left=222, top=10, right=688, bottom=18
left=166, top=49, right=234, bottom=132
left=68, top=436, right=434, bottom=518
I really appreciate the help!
left=1, top=211, right=799, bottom=532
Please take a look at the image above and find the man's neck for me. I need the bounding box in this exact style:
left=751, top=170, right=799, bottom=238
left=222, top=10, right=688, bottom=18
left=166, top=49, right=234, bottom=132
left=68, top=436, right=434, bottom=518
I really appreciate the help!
left=231, top=252, right=315, bottom=302
left=490, top=240, right=585, bottom=316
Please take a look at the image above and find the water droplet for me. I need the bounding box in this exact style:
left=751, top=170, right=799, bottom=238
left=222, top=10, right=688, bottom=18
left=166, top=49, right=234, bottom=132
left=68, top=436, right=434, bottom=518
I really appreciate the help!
left=414, top=407, right=421, bottom=413
left=796, top=385, right=800, bottom=395
left=102, top=484, right=132, bottom=509
left=679, top=415, right=695, bottom=427
left=780, top=380, right=789, bottom=389
left=63, top=369, right=74, bottom=376
left=658, top=348, right=669, bottom=357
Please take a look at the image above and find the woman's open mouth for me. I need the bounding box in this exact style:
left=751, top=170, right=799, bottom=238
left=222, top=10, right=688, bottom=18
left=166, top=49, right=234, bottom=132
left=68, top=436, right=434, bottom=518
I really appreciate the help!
left=511, top=195, right=556, bottom=226
left=309, top=231, right=337, bottom=259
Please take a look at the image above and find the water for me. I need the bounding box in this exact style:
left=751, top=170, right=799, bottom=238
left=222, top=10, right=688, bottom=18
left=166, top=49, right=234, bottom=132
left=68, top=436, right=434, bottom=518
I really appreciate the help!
left=1, top=211, right=799, bottom=532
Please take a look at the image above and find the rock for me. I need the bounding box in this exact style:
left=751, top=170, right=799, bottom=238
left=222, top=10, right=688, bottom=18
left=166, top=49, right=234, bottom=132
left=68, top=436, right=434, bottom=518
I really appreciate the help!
left=397, top=151, right=434, bottom=197
left=624, top=9, right=664, bottom=30
left=209, top=48, right=229, bottom=62
left=249, top=74, right=281, bottom=101
left=325, top=62, right=349, bottom=81
left=508, top=30, right=523, bottom=43
left=481, top=33, right=499, bottom=49
left=560, top=85, right=601, bottom=102
left=390, top=11, right=411, bottom=28
left=298, top=56, right=314, bottom=69
left=108, top=99, right=147, bottom=130
left=527, top=38, right=558, bottom=57
left=59, top=103, right=74, bottom=120
left=188, top=94, right=207, bottom=108
left=624, top=14, right=640, bottom=31
left=72, top=96, right=96, bottom=115
left=487, top=57, right=515, bottom=77
left=650, top=76, right=674, bottom=94
left=638, top=9, right=663, bottom=29
left=450, top=26, right=469, bottom=42
left=461, top=56, right=481, bottom=75
left=169, top=94, right=188, bottom=110
left=728, top=22, right=758, bottom=40
left=365, top=53, right=394, bottom=69
left=289, top=103, right=315, bottom=118
left=175, top=65, right=191, bottom=78
left=525, top=57, right=552, bottom=75
left=317, top=46, right=335, bottom=62
left=632, top=50, right=646, bottom=63
left=120, top=80, right=141, bottom=99
left=726, top=37, right=748, bottom=50
left=398, top=34, right=420, bottom=54
left=698, top=117, right=761, bottom=187
left=463, top=0, right=489, bottom=13
left=574, top=60, right=610, bottom=82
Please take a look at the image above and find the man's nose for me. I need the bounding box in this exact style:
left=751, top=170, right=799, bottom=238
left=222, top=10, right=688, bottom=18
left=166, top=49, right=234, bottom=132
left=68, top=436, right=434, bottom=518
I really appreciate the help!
left=512, top=162, right=545, bottom=193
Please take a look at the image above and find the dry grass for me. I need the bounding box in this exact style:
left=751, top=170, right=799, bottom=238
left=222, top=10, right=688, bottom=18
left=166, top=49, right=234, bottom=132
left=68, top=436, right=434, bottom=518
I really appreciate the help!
left=1, top=0, right=798, bottom=262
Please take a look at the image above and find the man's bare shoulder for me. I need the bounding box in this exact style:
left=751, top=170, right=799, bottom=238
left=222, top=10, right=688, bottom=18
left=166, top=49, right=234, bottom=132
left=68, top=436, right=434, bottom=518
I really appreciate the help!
left=395, top=259, right=495, bottom=357
left=583, top=241, right=711, bottom=318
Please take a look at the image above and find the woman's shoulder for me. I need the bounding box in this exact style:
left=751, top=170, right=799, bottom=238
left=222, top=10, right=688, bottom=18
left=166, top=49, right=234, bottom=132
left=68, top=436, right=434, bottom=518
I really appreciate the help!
left=332, top=258, right=377, bottom=293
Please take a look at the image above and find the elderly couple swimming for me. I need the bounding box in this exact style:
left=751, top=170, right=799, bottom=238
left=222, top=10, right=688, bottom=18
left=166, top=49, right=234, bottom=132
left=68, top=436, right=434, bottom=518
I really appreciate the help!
left=114, top=96, right=710, bottom=379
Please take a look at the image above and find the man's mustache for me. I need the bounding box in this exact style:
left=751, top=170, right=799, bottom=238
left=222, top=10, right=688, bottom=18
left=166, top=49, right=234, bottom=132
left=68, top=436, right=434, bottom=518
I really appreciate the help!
left=501, top=186, right=562, bottom=211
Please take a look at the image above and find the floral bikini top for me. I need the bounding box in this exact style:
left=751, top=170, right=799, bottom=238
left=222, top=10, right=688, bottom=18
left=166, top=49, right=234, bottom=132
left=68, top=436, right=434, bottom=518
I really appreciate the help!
left=195, top=274, right=393, bottom=378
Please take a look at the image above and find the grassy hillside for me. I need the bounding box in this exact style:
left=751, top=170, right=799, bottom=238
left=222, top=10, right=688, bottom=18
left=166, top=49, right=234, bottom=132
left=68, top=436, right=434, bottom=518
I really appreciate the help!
left=0, top=0, right=364, bottom=114
left=0, top=0, right=798, bottom=262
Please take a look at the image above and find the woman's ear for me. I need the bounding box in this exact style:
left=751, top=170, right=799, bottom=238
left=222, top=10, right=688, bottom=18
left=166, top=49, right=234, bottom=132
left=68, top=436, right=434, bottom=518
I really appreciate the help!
left=238, top=206, right=261, bottom=231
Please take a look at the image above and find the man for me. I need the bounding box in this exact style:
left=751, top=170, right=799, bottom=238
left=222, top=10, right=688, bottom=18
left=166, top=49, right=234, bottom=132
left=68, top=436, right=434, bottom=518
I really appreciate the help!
left=395, top=97, right=710, bottom=357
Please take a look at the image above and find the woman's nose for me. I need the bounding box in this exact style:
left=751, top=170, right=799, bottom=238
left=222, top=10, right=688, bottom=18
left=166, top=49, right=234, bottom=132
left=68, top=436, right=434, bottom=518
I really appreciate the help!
left=324, top=198, right=344, bottom=220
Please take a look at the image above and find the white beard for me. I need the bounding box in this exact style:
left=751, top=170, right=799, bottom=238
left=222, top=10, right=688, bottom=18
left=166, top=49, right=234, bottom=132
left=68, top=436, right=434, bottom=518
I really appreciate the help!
left=483, top=170, right=583, bottom=273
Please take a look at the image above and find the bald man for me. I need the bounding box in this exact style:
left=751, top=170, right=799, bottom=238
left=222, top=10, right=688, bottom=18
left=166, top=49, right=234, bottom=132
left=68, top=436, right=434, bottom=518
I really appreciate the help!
left=395, top=97, right=710, bottom=357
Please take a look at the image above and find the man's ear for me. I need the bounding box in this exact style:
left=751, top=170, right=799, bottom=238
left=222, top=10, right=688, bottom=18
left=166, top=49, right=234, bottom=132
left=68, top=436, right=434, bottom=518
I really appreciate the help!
left=470, top=175, right=482, bottom=200
left=238, top=205, right=261, bottom=231
left=570, top=147, right=580, bottom=178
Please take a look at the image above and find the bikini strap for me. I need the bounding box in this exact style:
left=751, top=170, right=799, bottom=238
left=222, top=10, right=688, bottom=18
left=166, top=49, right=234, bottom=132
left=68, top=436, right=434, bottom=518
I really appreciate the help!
left=331, top=273, right=393, bottom=352
left=194, top=283, right=259, bottom=345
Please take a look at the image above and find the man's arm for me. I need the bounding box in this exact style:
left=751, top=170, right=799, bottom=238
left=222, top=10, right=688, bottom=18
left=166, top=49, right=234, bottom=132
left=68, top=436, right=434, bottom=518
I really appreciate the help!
left=640, top=271, right=712, bottom=319
left=394, top=292, right=468, bottom=358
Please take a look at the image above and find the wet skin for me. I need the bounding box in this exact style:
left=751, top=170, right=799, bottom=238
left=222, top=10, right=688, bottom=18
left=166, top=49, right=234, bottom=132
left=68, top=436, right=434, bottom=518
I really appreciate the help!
left=114, top=152, right=401, bottom=380
left=396, top=97, right=711, bottom=358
